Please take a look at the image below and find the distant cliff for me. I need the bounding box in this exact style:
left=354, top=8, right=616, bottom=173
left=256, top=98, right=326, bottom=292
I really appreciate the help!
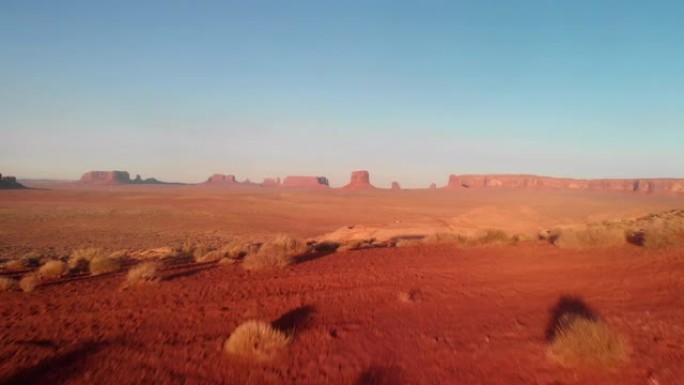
left=0, top=173, right=27, bottom=189
left=79, top=171, right=177, bottom=185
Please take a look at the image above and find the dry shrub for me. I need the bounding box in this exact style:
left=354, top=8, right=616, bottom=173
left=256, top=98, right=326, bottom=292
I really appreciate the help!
left=69, top=248, right=104, bottom=270
left=3, top=259, right=29, bottom=271
left=550, top=225, right=625, bottom=249
left=421, top=232, right=467, bottom=245
left=394, top=238, right=423, bottom=248
left=195, top=250, right=222, bottom=263
left=0, top=277, right=18, bottom=292
left=125, top=262, right=162, bottom=286
left=548, top=317, right=628, bottom=368
left=220, top=241, right=247, bottom=260
left=639, top=219, right=684, bottom=249
left=89, top=255, right=122, bottom=276
left=38, top=260, right=67, bottom=279
left=224, top=320, right=291, bottom=362
left=242, top=234, right=307, bottom=270
left=472, top=229, right=511, bottom=245
left=19, top=274, right=40, bottom=292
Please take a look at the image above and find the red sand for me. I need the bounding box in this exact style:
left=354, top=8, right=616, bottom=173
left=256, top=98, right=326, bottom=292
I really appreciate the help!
left=1, top=186, right=683, bottom=384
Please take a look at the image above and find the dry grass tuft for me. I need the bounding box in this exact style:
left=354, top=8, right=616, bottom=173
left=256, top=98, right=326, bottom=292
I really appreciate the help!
left=125, top=262, right=162, bottom=286
left=0, top=277, right=19, bottom=292
left=636, top=218, right=684, bottom=249
left=550, top=225, right=626, bottom=249
left=19, top=274, right=40, bottom=292
left=224, top=320, right=291, bottom=362
left=472, top=229, right=511, bottom=245
left=3, top=259, right=29, bottom=271
left=548, top=317, right=628, bottom=368
left=242, top=234, right=307, bottom=270
left=89, top=255, right=122, bottom=276
left=38, top=260, right=67, bottom=279
left=69, top=248, right=105, bottom=270
left=220, top=240, right=247, bottom=260
left=398, top=289, right=422, bottom=303
left=421, top=232, right=467, bottom=245
left=195, top=250, right=223, bottom=263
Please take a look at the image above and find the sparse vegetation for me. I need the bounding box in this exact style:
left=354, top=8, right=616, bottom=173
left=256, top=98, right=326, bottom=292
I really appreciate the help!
left=19, top=274, right=40, bottom=292
left=472, top=229, right=511, bottom=245
left=38, top=260, right=67, bottom=279
left=0, top=277, right=18, bottom=292
left=195, top=249, right=222, bottom=263
left=421, top=232, right=467, bottom=245
left=220, top=240, right=247, bottom=259
left=89, top=255, right=122, bottom=276
left=125, top=262, right=162, bottom=286
left=224, top=320, right=291, bottom=362
left=548, top=317, right=628, bottom=368
left=242, top=234, right=307, bottom=270
left=549, top=225, right=626, bottom=249
left=69, top=248, right=104, bottom=270
left=3, top=258, right=29, bottom=271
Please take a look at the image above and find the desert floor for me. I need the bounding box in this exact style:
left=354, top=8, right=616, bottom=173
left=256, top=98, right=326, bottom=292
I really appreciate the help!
left=1, top=185, right=683, bottom=384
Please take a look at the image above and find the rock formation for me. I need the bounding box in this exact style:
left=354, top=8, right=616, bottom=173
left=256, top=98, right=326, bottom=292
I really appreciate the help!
left=447, top=174, right=684, bottom=194
left=391, top=181, right=401, bottom=190
left=0, top=173, right=27, bottom=189
left=282, top=176, right=330, bottom=188
left=343, top=170, right=375, bottom=190
left=429, top=183, right=437, bottom=189
left=79, top=171, right=174, bottom=185
left=262, top=177, right=281, bottom=187
left=205, top=174, right=238, bottom=185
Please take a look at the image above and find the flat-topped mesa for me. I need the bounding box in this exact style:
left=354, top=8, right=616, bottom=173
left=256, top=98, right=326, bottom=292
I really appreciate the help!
left=343, top=170, right=376, bottom=190
left=0, top=173, right=27, bottom=189
left=79, top=171, right=132, bottom=185
left=205, top=174, right=237, bottom=185
left=429, top=183, right=437, bottom=189
left=262, top=177, right=281, bottom=187
left=447, top=174, right=684, bottom=194
left=282, top=176, right=330, bottom=188
left=391, top=181, right=401, bottom=190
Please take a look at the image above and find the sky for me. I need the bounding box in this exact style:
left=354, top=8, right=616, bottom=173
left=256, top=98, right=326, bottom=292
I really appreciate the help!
left=1, top=1, right=683, bottom=187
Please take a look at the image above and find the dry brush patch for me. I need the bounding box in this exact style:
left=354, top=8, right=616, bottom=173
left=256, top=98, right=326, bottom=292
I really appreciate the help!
left=19, top=274, right=40, bottom=292
left=69, top=248, right=105, bottom=270
left=242, top=234, right=308, bottom=270
left=548, top=317, right=628, bottom=368
left=124, top=262, right=162, bottom=287
left=89, top=255, right=123, bottom=276
left=549, top=225, right=626, bottom=249
left=38, top=260, right=68, bottom=279
left=224, top=320, right=291, bottom=362
left=0, top=276, right=18, bottom=292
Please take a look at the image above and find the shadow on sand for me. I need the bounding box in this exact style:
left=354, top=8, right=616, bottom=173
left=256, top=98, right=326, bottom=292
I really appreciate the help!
left=272, top=305, right=316, bottom=335
left=356, top=365, right=405, bottom=385
left=545, top=295, right=600, bottom=342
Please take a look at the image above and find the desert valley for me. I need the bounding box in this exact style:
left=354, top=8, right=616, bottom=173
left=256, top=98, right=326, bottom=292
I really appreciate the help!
left=1, top=169, right=683, bottom=385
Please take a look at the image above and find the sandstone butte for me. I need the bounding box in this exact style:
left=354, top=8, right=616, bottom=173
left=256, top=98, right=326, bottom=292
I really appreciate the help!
left=447, top=174, right=684, bottom=194
left=205, top=174, right=238, bottom=185
left=281, top=176, right=330, bottom=188
left=0, top=173, right=26, bottom=189
left=391, top=181, right=401, bottom=190
left=342, top=170, right=376, bottom=190
left=79, top=171, right=167, bottom=185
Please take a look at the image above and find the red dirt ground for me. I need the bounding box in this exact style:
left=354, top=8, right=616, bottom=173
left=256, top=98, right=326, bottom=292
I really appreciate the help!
left=1, top=186, right=683, bottom=384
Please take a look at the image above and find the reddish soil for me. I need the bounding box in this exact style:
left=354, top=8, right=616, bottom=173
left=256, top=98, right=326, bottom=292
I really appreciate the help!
left=1, top=186, right=683, bottom=384
left=1, top=243, right=683, bottom=385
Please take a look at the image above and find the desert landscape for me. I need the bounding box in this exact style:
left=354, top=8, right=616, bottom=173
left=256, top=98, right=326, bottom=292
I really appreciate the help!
left=1, top=170, right=683, bottom=385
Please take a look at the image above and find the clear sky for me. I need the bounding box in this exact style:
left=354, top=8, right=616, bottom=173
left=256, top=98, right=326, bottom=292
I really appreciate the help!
left=2, top=1, right=683, bottom=187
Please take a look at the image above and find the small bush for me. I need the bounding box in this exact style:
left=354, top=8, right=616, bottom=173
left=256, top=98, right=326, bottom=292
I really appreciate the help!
left=89, top=255, right=122, bottom=276
left=38, top=260, right=67, bottom=279
left=242, top=234, right=307, bottom=270
left=125, top=262, right=162, bottom=286
left=0, top=277, right=18, bottom=292
left=550, top=225, right=625, bottom=249
left=195, top=250, right=222, bottom=263
left=220, top=241, right=247, bottom=259
left=473, top=229, right=511, bottom=245
left=3, top=259, right=29, bottom=271
left=69, top=248, right=104, bottom=270
left=19, top=274, right=40, bottom=292
left=548, top=317, right=628, bottom=368
left=224, top=320, right=291, bottom=362
left=421, top=232, right=467, bottom=245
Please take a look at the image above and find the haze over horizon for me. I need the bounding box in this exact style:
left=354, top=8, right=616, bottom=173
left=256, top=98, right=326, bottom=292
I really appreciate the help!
left=2, top=1, right=683, bottom=188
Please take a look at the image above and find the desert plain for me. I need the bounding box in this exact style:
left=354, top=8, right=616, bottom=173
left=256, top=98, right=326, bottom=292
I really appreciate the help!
left=1, top=181, right=684, bottom=385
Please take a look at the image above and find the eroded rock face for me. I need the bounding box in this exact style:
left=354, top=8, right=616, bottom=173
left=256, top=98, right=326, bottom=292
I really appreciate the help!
left=429, top=183, right=437, bottom=189
left=206, top=174, right=237, bottom=185
left=0, top=173, right=27, bottom=189
left=343, top=170, right=375, bottom=190
left=80, top=171, right=132, bottom=185
left=282, top=176, right=329, bottom=188
left=447, top=174, right=684, bottom=194
left=391, top=181, right=401, bottom=190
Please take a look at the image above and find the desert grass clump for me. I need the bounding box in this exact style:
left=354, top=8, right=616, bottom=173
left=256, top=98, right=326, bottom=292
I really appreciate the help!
left=220, top=240, right=247, bottom=260
left=125, top=262, right=162, bottom=286
left=38, top=260, right=67, bottom=279
left=69, top=248, right=104, bottom=270
left=550, top=225, right=626, bottom=249
left=548, top=317, right=628, bottom=368
left=89, top=255, right=122, bottom=276
left=421, top=232, right=467, bottom=245
left=638, top=219, right=684, bottom=249
left=19, top=274, right=40, bottom=292
left=3, top=258, right=29, bottom=271
left=242, top=234, right=307, bottom=270
left=472, top=229, right=511, bottom=245
left=0, top=277, right=19, bottom=292
left=224, top=320, right=291, bottom=362
left=195, top=250, right=222, bottom=263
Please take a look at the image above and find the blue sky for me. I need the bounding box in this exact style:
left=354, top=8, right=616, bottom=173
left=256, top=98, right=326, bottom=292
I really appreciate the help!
left=2, top=1, right=683, bottom=187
